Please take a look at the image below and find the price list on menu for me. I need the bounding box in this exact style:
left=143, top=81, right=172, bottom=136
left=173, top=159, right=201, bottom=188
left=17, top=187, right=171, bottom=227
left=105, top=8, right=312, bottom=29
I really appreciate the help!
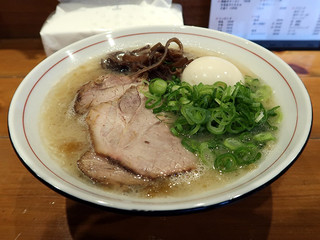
left=209, top=0, right=320, bottom=41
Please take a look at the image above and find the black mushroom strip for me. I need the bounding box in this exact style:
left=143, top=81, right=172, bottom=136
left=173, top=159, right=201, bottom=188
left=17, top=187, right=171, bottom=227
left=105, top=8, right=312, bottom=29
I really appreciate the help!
left=101, top=38, right=193, bottom=80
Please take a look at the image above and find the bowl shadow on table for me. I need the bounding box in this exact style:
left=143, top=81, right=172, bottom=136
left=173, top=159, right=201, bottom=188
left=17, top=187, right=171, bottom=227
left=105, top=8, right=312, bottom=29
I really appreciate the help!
left=66, top=186, right=273, bottom=240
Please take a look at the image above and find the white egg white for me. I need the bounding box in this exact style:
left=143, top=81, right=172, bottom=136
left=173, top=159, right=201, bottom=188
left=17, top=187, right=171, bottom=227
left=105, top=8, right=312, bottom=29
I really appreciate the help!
left=181, top=56, right=244, bottom=86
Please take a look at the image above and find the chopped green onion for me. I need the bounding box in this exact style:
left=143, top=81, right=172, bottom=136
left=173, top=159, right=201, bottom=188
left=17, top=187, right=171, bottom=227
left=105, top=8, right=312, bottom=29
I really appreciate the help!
left=207, top=120, right=226, bottom=135
left=223, top=137, right=243, bottom=150
left=235, top=145, right=261, bottom=166
left=213, top=81, right=227, bottom=89
left=253, top=132, right=276, bottom=142
left=181, top=105, right=209, bottom=125
left=188, top=124, right=201, bottom=135
left=145, top=97, right=161, bottom=109
left=181, top=137, right=200, bottom=153
left=255, top=110, right=265, bottom=123
left=179, top=97, right=191, bottom=105
left=142, top=75, right=281, bottom=173
left=214, top=153, right=238, bottom=172
left=199, top=142, right=216, bottom=166
left=149, top=78, right=168, bottom=96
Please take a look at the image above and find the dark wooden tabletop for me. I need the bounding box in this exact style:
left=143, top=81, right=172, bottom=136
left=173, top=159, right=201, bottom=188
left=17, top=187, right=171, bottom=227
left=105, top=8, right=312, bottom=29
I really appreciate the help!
left=1, top=37, right=320, bottom=240
left=1, top=1, right=320, bottom=239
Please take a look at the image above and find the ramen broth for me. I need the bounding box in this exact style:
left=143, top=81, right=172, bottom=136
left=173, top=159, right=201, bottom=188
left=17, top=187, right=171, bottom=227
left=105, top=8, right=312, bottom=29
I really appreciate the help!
left=39, top=47, right=275, bottom=198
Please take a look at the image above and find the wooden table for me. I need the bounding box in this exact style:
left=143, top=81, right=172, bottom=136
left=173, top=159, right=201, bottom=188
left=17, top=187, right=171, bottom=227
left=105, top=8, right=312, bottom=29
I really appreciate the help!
left=1, top=38, right=319, bottom=240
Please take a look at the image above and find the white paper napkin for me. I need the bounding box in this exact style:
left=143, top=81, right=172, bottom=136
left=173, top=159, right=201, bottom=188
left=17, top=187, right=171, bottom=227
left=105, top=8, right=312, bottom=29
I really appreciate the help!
left=40, top=0, right=184, bottom=55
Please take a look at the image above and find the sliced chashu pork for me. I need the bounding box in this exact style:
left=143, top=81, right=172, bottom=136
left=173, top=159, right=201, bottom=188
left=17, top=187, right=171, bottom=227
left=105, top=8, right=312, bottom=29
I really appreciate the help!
left=78, top=151, right=146, bottom=185
left=74, top=73, right=142, bottom=114
left=86, top=86, right=197, bottom=178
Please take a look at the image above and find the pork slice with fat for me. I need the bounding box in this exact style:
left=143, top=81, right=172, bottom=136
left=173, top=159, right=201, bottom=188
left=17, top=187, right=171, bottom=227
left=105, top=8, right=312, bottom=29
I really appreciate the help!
left=74, top=73, right=142, bottom=114
left=86, top=86, right=198, bottom=178
left=78, top=151, right=146, bottom=185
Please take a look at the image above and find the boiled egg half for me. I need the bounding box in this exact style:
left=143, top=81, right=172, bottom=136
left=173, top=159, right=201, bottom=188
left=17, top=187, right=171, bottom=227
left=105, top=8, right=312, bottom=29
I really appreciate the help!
left=182, top=56, right=244, bottom=85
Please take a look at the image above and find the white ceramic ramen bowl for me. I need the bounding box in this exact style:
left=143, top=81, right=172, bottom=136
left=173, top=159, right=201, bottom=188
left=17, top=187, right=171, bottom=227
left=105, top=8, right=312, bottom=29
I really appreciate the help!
left=8, top=25, right=312, bottom=213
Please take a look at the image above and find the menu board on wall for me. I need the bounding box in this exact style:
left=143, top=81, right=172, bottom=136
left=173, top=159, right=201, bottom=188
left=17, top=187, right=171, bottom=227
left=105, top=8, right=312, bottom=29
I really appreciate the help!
left=209, top=0, right=320, bottom=49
